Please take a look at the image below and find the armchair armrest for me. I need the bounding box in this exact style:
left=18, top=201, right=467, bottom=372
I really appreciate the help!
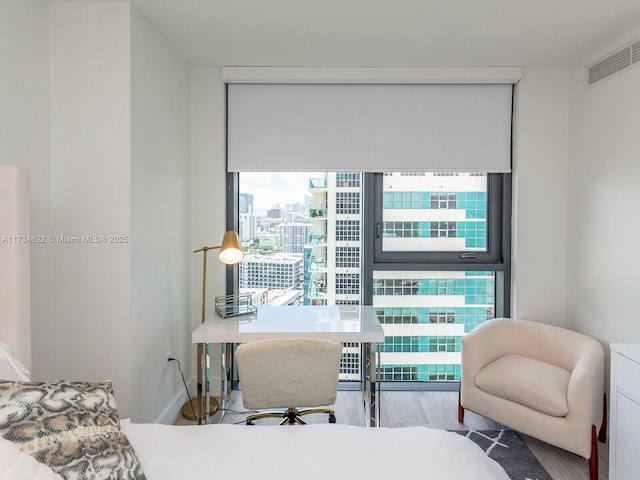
left=566, top=337, right=605, bottom=427
left=461, top=318, right=514, bottom=389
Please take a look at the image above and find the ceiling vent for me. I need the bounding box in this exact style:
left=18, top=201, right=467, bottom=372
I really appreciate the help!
left=587, top=37, right=640, bottom=86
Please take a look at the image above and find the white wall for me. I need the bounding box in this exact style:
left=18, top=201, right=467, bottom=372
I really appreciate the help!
left=511, top=68, right=571, bottom=326
left=0, top=0, right=52, bottom=372
left=130, top=7, right=192, bottom=423
left=49, top=2, right=133, bottom=412
left=190, top=69, right=228, bottom=398
left=47, top=2, right=192, bottom=421
left=566, top=34, right=640, bottom=355
left=2, top=0, right=194, bottom=422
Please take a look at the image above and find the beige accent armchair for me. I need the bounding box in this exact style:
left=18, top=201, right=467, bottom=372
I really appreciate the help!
left=458, top=318, right=606, bottom=480
left=236, top=338, right=343, bottom=425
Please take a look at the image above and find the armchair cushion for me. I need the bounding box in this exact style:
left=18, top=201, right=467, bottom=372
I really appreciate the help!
left=475, top=354, right=571, bottom=417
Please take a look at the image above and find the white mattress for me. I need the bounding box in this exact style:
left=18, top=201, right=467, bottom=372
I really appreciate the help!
left=122, top=422, right=509, bottom=480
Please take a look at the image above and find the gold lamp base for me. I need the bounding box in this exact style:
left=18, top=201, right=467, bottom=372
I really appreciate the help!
left=180, top=397, right=219, bottom=421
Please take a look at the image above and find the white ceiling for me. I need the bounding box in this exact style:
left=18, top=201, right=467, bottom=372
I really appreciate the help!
left=62, top=0, right=640, bottom=67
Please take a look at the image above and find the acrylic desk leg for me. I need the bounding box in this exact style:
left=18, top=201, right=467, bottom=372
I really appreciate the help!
left=376, top=343, right=380, bottom=425
left=220, top=343, right=228, bottom=412
left=363, top=342, right=379, bottom=427
left=196, top=342, right=206, bottom=425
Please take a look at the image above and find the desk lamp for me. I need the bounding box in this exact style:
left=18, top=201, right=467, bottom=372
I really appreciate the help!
left=181, top=231, right=243, bottom=421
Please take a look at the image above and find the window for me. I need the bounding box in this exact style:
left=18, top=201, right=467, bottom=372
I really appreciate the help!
left=226, top=76, right=513, bottom=389
left=431, top=193, right=457, bottom=209
left=429, top=222, right=457, bottom=238
left=429, top=312, right=456, bottom=324
left=336, top=273, right=360, bottom=295
left=336, top=247, right=360, bottom=268
left=233, top=170, right=510, bottom=387
left=336, top=220, right=360, bottom=242
left=336, top=192, right=360, bottom=215
left=376, top=172, right=496, bottom=257
left=336, top=173, right=361, bottom=188
left=364, top=171, right=510, bottom=384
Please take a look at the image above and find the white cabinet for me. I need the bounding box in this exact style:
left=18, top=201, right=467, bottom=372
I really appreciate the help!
left=609, top=344, right=640, bottom=480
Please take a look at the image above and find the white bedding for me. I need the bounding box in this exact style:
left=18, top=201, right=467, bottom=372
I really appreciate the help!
left=0, top=437, right=62, bottom=480
left=0, top=342, right=30, bottom=381
left=122, top=422, right=510, bottom=480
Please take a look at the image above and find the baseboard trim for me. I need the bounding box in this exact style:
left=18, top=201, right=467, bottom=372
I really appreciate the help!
left=156, top=379, right=193, bottom=425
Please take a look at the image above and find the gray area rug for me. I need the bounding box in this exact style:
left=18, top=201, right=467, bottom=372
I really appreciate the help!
left=452, top=429, right=553, bottom=480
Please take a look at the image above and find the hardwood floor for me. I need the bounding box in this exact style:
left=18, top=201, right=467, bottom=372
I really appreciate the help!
left=183, top=389, right=609, bottom=480
left=376, top=390, right=609, bottom=480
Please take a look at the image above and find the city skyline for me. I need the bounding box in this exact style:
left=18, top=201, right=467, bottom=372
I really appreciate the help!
left=239, top=172, right=323, bottom=211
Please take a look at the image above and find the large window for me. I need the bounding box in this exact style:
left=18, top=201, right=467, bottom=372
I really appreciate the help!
left=226, top=76, right=514, bottom=388
left=232, top=170, right=511, bottom=387
left=365, top=171, right=510, bottom=386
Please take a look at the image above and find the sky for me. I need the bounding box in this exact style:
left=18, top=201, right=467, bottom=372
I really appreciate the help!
left=239, top=172, right=324, bottom=210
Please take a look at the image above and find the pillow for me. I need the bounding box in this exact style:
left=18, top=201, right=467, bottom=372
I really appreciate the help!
left=0, top=380, right=146, bottom=479
left=0, top=435, right=63, bottom=480
left=0, top=342, right=30, bottom=381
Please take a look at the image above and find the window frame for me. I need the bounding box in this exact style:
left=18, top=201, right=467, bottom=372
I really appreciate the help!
left=228, top=171, right=512, bottom=316
left=362, top=172, right=511, bottom=318
left=372, top=173, right=506, bottom=265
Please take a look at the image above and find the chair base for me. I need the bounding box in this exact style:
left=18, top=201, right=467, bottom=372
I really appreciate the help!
left=246, top=406, right=337, bottom=425
left=181, top=397, right=218, bottom=421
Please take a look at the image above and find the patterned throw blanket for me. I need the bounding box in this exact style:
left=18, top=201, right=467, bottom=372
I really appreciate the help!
left=0, top=380, right=145, bottom=479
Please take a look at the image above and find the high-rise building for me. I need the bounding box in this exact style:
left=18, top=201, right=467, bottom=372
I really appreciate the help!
left=266, top=207, right=282, bottom=219
left=373, top=172, right=494, bottom=382
left=239, top=253, right=303, bottom=290
left=303, top=173, right=362, bottom=380
left=239, top=213, right=258, bottom=244
left=303, top=172, right=362, bottom=307
left=332, top=173, right=362, bottom=306
left=239, top=193, right=253, bottom=214
left=304, top=176, right=329, bottom=306
left=281, top=223, right=312, bottom=253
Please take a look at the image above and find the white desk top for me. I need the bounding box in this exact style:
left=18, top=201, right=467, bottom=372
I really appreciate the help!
left=192, top=305, right=385, bottom=343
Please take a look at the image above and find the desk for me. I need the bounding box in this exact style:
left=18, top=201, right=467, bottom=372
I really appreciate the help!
left=192, top=305, right=385, bottom=427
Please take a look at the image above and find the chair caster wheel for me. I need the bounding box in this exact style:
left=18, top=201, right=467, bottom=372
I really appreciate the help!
left=329, top=414, right=336, bottom=424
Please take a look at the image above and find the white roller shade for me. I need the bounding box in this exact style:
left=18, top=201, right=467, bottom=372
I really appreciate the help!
left=227, top=83, right=513, bottom=173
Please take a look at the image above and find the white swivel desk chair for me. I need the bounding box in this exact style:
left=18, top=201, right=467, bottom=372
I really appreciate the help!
left=235, top=338, right=343, bottom=425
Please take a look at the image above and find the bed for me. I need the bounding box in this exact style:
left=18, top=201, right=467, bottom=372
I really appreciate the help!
left=0, top=341, right=509, bottom=480
left=121, top=421, right=509, bottom=480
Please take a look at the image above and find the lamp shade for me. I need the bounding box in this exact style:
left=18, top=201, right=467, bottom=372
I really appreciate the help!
left=218, top=231, right=244, bottom=264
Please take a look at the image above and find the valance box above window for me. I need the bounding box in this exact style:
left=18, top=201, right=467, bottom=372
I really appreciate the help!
left=227, top=83, right=513, bottom=173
